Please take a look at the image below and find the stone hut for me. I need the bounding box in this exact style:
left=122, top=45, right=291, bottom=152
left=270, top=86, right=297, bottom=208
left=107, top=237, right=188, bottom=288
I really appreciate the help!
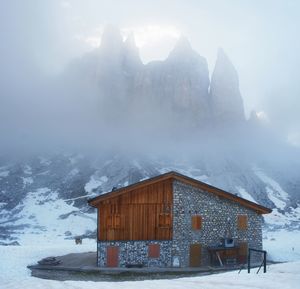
left=88, top=171, right=271, bottom=268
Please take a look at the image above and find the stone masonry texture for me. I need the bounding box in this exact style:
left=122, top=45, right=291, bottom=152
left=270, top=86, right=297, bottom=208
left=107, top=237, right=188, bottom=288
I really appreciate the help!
left=97, top=240, right=172, bottom=267
left=172, top=180, right=263, bottom=267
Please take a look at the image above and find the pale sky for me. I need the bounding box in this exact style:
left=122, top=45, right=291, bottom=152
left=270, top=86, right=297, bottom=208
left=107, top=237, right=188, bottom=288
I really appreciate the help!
left=0, top=0, right=299, bottom=145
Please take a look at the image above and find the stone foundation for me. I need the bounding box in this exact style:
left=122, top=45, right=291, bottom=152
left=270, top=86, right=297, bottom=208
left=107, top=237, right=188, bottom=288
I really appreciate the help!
left=98, top=240, right=172, bottom=267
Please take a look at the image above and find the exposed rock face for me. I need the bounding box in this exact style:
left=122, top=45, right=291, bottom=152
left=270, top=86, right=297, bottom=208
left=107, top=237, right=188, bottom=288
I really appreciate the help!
left=166, top=36, right=210, bottom=117
left=210, top=48, right=245, bottom=123
left=94, top=27, right=142, bottom=122
left=63, top=27, right=244, bottom=130
left=132, top=37, right=210, bottom=129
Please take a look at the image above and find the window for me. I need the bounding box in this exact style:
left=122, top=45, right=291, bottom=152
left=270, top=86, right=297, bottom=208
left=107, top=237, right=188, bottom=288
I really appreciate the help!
left=237, top=215, right=248, bottom=230
left=107, top=215, right=121, bottom=229
left=158, top=213, right=171, bottom=228
left=192, top=215, right=202, bottom=230
left=148, top=244, right=160, bottom=258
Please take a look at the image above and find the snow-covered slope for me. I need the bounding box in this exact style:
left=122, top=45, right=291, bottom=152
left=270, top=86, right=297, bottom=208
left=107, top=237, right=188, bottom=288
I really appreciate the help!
left=0, top=152, right=299, bottom=244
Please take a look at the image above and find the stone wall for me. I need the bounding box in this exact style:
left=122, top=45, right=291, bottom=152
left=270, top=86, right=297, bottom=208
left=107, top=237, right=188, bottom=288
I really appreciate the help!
left=172, top=180, right=263, bottom=267
left=97, top=240, right=172, bottom=267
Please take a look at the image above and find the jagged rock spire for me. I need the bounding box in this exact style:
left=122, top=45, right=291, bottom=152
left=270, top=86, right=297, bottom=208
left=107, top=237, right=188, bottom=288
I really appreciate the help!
left=99, top=25, right=123, bottom=57
left=172, top=36, right=192, bottom=53
left=167, top=36, right=195, bottom=60
left=123, top=33, right=142, bottom=68
left=210, top=48, right=245, bottom=123
left=124, top=32, right=137, bottom=49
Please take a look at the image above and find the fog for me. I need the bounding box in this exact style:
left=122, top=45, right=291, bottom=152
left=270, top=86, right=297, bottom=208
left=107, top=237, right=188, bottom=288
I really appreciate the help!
left=0, top=0, right=299, bottom=158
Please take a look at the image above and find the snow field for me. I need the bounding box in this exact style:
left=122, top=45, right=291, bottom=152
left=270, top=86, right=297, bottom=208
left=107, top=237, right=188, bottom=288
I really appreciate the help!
left=0, top=238, right=300, bottom=289
left=0, top=240, right=96, bottom=285
left=264, top=229, right=300, bottom=262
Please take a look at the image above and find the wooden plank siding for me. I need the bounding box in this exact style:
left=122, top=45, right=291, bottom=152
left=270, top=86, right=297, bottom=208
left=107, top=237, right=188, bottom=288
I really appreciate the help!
left=97, top=179, right=173, bottom=241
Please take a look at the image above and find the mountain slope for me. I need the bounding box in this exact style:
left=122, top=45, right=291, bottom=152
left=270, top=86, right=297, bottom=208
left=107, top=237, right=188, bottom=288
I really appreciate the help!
left=0, top=152, right=299, bottom=243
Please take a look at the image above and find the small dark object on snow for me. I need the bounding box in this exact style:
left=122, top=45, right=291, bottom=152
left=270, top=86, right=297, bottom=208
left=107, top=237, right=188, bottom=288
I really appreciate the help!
left=75, top=237, right=82, bottom=245
left=0, top=241, right=20, bottom=246
left=38, top=256, right=62, bottom=266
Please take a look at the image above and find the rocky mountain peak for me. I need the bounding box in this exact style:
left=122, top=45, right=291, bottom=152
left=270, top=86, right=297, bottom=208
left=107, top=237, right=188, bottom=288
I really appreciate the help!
left=99, top=25, right=123, bottom=55
left=172, top=36, right=192, bottom=53
left=64, top=30, right=246, bottom=130
left=124, top=32, right=137, bottom=49
left=167, top=36, right=198, bottom=61
left=123, top=33, right=142, bottom=69
left=215, top=48, right=237, bottom=76
left=209, top=47, right=245, bottom=123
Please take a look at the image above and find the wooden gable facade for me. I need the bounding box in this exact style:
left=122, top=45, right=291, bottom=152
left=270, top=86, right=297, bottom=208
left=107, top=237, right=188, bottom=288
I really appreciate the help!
left=95, top=179, right=173, bottom=241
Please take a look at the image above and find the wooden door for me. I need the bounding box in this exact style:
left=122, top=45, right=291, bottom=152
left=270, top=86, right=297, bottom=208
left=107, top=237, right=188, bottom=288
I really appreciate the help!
left=238, top=242, right=248, bottom=264
left=107, top=246, right=119, bottom=267
left=189, top=244, right=202, bottom=267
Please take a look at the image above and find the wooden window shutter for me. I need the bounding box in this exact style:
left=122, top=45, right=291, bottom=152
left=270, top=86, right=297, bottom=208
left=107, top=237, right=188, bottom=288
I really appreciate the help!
left=192, top=215, right=202, bottom=230
left=238, top=215, right=248, bottom=230
left=158, top=213, right=171, bottom=228
left=165, top=214, right=171, bottom=226
left=148, top=244, right=160, bottom=258
left=159, top=214, right=164, bottom=227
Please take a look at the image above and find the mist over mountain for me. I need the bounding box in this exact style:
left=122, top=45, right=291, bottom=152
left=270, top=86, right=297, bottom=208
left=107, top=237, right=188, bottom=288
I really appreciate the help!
left=0, top=26, right=299, bottom=243
left=61, top=26, right=244, bottom=133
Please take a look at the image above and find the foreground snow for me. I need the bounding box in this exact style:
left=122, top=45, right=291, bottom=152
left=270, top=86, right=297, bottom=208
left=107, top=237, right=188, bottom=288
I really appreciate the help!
left=264, top=229, right=300, bottom=262
left=0, top=240, right=96, bottom=283
left=0, top=240, right=300, bottom=289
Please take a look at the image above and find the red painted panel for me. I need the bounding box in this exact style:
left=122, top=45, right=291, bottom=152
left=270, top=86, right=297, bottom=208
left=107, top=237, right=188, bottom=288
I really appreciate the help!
left=148, top=244, right=160, bottom=258
left=107, top=246, right=119, bottom=267
left=190, top=244, right=201, bottom=267
left=192, top=215, right=202, bottom=230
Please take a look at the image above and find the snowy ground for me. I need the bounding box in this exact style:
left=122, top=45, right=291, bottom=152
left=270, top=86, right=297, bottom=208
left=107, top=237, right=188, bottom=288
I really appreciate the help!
left=264, top=229, right=300, bottom=262
left=0, top=240, right=96, bottom=288
left=1, top=238, right=300, bottom=289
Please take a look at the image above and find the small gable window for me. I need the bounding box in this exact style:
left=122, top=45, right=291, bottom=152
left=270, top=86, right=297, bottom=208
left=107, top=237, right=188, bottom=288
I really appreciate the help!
left=192, top=215, right=202, bottom=230
left=237, top=215, right=248, bottom=230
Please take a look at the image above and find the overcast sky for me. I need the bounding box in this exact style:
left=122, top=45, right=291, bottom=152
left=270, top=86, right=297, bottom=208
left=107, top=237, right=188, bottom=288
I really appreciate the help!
left=0, top=0, right=299, bottom=146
